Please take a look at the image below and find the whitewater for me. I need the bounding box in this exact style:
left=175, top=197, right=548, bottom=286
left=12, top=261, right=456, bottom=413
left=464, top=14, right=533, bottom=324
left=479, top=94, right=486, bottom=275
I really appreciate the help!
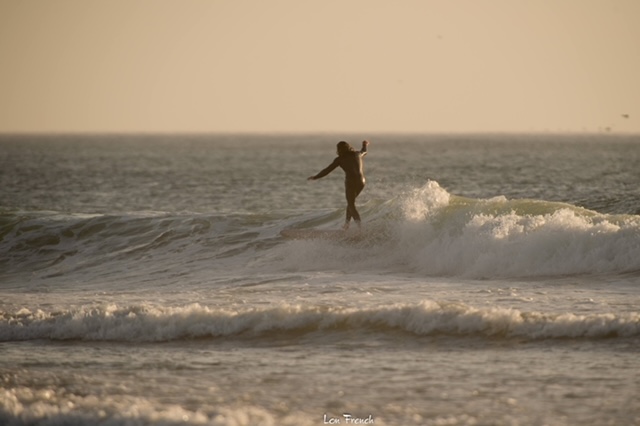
left=1, top=133, right=639, bottom=425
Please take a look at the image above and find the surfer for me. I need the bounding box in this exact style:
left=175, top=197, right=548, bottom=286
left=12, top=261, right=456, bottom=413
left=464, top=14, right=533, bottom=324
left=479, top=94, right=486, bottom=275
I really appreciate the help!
left=308, top=140, right=370, bottom=230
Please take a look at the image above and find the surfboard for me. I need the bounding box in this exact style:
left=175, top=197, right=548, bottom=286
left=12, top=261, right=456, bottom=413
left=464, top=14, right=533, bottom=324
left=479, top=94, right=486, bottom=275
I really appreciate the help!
left=280, top=229, right=361, bottom=241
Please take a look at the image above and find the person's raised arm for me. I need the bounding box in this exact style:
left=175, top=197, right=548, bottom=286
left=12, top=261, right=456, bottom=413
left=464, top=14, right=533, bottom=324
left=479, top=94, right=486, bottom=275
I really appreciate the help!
left=360, top=140, right=369, bottom=156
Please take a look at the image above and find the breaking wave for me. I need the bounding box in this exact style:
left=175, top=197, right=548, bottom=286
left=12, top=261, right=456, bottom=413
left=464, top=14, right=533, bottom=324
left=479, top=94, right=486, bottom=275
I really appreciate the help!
left=2, top=302, right=638, bottom=343
left=274, top=181, right=640, bottom=278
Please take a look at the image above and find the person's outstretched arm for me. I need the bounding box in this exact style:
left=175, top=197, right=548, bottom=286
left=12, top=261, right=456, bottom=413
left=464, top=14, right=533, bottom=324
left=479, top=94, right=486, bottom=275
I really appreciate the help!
left=308, top=157, right=340, bottom=181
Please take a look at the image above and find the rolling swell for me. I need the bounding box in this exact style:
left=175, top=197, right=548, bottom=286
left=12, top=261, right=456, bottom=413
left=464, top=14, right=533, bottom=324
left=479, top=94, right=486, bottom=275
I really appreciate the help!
left=1, top=302, right=638, bottom=342
left=0, top=211, right=280, bottom=280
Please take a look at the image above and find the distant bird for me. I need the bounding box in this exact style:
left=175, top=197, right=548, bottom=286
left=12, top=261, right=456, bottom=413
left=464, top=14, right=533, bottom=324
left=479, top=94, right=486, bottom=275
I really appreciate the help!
left=622, top=114, right=630, bottom=119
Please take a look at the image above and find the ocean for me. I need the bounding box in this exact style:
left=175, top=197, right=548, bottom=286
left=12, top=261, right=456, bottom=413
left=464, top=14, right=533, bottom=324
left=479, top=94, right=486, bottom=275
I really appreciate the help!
left=1, top=133, right=639, bottom=426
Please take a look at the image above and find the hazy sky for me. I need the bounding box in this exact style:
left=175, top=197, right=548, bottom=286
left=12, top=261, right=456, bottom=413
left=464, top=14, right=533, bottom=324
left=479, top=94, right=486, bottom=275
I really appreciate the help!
left=1, top=0, right=639, bottom=134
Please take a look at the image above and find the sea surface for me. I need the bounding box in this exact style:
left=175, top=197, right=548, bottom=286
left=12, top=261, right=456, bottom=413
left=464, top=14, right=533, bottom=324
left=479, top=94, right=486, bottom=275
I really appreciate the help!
left=1, top=133, right=639, bottom=426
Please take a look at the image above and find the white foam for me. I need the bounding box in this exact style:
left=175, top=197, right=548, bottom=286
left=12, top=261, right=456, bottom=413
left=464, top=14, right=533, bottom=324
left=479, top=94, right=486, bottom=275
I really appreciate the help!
left=0, top=387, right=318, bottom=426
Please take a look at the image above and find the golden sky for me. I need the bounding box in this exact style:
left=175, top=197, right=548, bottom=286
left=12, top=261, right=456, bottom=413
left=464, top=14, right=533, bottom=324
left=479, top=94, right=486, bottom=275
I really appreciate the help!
left=1, top=0, right=639, bottom=133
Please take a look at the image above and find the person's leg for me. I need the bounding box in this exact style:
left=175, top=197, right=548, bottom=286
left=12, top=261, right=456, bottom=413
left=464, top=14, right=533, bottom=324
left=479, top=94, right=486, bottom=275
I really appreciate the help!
left=344, top=181, right=364, bottom=228
left=344, top=187, right=355, bottom=229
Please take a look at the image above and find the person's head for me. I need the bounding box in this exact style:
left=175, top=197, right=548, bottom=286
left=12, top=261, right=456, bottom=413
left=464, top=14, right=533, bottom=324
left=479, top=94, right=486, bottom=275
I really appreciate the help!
left=336, top=141, right=353, bottom=156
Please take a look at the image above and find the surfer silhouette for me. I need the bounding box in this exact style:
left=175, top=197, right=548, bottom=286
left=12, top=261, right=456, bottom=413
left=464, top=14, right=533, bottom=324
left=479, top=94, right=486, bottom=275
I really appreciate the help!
left=308, top=140, right=369, bottom=230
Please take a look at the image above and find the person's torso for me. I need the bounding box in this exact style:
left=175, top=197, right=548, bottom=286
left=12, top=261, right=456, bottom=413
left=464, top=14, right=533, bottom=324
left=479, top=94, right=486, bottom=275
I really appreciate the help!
left=338, top=151, right=364, bottom=182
